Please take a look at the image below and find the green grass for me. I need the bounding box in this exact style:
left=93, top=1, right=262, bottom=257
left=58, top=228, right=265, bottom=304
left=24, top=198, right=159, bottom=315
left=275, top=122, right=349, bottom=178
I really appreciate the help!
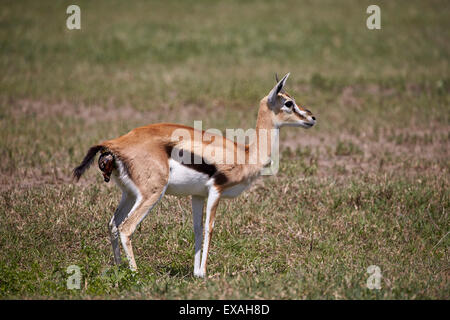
left=0, top=0, right=449, bottom=299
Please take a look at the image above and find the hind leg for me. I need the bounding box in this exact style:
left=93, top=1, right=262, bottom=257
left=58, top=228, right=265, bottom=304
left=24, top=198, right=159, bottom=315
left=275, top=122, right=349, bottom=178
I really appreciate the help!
left=109, top=191, right=135, bottom=265
left=118, top=183, right=168, bottom=271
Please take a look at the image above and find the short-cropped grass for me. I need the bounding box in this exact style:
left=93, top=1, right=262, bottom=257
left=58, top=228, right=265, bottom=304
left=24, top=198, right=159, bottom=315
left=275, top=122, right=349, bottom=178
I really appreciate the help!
left=0, top=0, right=448, bottom=299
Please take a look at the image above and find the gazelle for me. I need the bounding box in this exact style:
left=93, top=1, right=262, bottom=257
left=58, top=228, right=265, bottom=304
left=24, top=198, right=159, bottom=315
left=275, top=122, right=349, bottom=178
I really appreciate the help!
left=73, top=73, right=316, bottom=278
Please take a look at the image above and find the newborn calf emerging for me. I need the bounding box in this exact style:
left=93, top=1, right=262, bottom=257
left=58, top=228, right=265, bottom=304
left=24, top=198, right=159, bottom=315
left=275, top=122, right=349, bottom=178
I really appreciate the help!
left=98, top=152, right=114, bottom=182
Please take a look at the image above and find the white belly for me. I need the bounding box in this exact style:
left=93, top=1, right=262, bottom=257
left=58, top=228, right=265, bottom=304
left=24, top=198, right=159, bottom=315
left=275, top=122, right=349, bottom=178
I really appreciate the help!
left=166, top=159, right=210, bottom=197
left=221, top=182, right=251, bottom=198
left=165, top=159, right=253, bottom=198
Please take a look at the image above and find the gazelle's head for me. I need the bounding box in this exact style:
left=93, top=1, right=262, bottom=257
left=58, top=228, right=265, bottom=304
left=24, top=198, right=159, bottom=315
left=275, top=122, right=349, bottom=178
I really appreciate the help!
left=265, top=73, right=316, bottom=129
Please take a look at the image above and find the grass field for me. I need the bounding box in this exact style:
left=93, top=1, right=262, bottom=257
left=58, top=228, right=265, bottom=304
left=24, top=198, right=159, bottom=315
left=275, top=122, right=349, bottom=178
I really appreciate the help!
left=0, top=0, right=449, bottom=299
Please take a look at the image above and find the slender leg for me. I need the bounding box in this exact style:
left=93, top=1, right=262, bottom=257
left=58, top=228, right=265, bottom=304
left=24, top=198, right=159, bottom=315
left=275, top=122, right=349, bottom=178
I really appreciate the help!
left=109, top=191, right=136, bottom=265
left=191, top=195, right=205, bottom=277
left=118, top=185, right=167, bottom=271
left=198, top=187, right=221, bottom=278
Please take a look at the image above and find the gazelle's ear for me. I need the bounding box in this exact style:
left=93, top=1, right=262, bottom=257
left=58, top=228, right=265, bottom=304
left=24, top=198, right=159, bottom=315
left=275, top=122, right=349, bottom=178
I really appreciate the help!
left=268, top=73, right=290, bottom=105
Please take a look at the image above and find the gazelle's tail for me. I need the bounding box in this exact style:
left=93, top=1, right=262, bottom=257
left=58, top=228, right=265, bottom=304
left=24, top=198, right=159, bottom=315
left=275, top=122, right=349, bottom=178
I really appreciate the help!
left=72, top=145, right=103, bottom=181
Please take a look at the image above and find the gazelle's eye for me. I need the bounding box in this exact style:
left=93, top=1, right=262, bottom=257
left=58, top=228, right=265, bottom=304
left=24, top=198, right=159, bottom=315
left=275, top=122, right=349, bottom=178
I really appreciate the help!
left=284, top=101, right=294, bottom=108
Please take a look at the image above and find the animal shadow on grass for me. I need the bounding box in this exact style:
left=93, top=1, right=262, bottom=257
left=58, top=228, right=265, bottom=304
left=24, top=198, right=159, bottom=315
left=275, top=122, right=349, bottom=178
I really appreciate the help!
left=154, top=263, right=194, bottom=279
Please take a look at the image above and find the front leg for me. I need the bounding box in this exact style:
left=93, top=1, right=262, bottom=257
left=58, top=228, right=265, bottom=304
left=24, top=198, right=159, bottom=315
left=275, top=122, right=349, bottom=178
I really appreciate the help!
left=191, top=196, right=205, bottom=277
left=198, top=186, right=221, bottom=278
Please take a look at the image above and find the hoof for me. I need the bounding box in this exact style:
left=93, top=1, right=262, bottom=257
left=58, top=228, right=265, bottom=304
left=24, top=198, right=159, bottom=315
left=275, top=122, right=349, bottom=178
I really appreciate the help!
left=194, top=270, right=206, bottom=278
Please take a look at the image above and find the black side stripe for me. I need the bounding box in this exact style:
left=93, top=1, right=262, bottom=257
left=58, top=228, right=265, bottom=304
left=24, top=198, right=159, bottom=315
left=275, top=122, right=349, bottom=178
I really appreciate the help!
left=164, top=145, right=228, bottom=185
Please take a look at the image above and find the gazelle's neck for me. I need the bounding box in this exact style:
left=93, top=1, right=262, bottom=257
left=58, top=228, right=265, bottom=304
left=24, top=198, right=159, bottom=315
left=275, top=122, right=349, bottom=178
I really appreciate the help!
left=248, top=97, right=278, bottom=168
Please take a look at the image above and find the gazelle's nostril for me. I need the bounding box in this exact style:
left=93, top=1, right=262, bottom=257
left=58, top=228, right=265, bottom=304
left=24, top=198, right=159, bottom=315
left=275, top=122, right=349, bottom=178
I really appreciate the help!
left=312, top=116, right=316, bottom=121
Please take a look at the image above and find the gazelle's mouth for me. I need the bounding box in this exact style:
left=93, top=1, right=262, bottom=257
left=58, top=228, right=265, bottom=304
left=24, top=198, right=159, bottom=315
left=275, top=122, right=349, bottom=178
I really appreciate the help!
left=280, top=120, right=315, bottom=128
left=301, top=119, right=316, bottom=128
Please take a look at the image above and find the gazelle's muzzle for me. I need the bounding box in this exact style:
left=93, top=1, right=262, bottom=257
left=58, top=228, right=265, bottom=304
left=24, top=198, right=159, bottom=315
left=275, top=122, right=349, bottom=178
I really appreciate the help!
left=294, top=106, right=316, bottom=128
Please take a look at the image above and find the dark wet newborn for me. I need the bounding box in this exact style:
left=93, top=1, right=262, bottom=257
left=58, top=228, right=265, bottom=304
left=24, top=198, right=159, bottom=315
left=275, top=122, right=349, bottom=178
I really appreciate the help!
left=98, top=153, right=115, bottom=182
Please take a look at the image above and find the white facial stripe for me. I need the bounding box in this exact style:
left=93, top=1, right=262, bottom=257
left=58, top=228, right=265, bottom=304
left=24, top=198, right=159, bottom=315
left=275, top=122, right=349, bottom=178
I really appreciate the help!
left=281, top=105, right=293, bottom=113
left=294, top=105, right=307, bottom=117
